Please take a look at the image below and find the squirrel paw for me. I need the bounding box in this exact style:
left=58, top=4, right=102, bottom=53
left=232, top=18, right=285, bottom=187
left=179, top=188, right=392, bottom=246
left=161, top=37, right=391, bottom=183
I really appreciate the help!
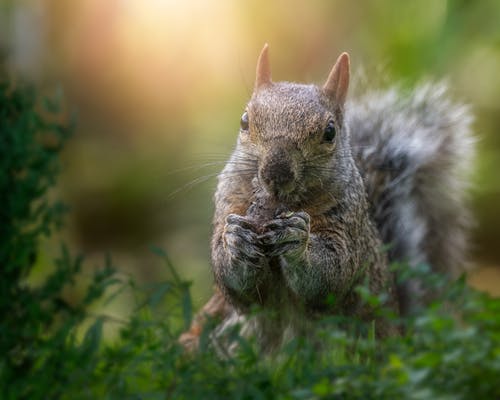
left=221, top=214, right=268, bottom=292
left=259, top=211, right=310, bottom=259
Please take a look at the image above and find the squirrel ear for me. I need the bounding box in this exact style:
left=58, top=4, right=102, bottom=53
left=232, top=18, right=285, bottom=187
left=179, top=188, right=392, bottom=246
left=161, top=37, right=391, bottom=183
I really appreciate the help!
left=255, top=43, right=272, bottom=89
left=323, top=52, right=350, bottom=106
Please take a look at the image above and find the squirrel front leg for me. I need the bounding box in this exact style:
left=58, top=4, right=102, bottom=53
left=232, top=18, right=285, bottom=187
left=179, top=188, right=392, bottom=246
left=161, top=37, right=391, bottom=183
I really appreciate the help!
left=212, top=214, right=273, bottom=309
left=260, top=211, right=355, bottom=308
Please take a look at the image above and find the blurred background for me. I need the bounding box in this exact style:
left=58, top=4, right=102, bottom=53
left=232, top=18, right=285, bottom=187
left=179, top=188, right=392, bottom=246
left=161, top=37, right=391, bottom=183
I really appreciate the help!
left=1, top=0, right=499, bottom=309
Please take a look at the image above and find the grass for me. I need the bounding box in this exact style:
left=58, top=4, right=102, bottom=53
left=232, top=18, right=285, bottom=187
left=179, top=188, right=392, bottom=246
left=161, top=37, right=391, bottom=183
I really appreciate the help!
left=18, top=256, right=498, bottom=400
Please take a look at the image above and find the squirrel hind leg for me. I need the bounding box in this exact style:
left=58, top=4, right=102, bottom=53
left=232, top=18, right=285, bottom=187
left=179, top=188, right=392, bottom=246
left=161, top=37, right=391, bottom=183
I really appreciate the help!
left=178, top=289, right=234, bottom=352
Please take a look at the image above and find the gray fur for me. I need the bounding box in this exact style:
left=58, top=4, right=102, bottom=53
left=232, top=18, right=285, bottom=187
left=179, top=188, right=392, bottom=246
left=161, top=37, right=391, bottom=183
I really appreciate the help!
left=207, top=78, right=474, bottom=351
left=347, top=83, right=475, bottom=312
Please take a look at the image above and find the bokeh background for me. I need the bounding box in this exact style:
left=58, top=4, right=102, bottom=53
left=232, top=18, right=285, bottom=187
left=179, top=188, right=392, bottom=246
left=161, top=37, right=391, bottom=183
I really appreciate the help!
left=2, top=0, right=499, bottom=309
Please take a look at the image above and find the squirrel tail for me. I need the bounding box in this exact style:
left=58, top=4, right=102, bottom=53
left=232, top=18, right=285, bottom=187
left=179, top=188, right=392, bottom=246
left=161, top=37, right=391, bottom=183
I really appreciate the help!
left=348, top=82, right=475, bottom=308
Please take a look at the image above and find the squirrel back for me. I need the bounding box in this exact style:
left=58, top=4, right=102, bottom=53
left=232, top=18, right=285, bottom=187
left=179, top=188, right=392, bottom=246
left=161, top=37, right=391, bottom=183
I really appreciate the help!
left=180, top=46, right=475, bottom=352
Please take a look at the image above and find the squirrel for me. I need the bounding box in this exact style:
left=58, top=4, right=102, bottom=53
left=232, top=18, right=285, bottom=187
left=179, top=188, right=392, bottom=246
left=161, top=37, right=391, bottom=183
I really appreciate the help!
left=179, top=44, right=474, bottom=352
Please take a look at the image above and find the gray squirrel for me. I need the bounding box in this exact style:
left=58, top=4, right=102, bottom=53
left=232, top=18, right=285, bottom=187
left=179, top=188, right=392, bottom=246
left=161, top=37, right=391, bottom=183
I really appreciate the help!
left=179, top=44, right=475, bottom=352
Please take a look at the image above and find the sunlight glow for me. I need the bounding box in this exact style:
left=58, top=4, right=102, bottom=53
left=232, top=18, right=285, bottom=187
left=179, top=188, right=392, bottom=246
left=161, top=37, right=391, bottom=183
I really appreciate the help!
left=49, top=0, right=242, bottom=129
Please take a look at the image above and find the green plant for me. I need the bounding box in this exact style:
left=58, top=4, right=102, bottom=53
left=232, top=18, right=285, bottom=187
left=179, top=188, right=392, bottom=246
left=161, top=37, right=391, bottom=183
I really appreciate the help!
left=0, top=64, right=117, bottom=399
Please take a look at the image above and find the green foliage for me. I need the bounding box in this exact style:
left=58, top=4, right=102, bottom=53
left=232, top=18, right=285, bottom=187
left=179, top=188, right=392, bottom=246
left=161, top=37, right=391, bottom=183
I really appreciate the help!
left=62, top=269, right=498, bottom=400
left=0, top=66, right=117, bottom=398
left=1, top=71, right=500, bottom=399
left=48, top=265, right=500, bottom=400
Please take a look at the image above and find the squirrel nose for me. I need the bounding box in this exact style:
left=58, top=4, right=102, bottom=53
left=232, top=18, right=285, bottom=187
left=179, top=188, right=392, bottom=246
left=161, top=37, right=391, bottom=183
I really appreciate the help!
left=259, top=160, right=296, bottom=197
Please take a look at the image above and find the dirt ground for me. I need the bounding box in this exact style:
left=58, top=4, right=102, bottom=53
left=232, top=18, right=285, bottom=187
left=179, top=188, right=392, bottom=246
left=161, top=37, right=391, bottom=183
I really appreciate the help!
left=468, top=266, right=500, bottom=296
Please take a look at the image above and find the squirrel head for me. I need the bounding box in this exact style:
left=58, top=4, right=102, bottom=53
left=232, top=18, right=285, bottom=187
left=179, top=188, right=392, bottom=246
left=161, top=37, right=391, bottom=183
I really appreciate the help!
left=238, top=44, right=351, bottom=205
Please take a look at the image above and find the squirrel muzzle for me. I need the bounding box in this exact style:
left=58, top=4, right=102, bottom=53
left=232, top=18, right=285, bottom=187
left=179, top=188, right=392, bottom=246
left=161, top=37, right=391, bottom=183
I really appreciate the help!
left=258, top=148, right=298, bottom=199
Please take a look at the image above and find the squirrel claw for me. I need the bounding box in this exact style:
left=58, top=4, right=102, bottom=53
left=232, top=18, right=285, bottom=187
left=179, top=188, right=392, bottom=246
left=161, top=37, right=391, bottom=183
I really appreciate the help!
left=259, top=211, right=310, bottom=258
left=226, top=214, right=258, bottom=231
left=262, top=211, right=310, bottom=232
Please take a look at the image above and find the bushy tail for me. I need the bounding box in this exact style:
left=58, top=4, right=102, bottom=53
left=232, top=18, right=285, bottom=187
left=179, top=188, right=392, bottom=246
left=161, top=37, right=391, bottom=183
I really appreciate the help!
left=347, top=83, right=475, bottom=309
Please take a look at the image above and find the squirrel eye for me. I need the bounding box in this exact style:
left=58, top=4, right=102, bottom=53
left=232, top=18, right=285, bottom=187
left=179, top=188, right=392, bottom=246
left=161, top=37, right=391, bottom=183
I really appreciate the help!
left=323, top=120, right=336, bottom=142
left=240, top=111, right=249, bottom=132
